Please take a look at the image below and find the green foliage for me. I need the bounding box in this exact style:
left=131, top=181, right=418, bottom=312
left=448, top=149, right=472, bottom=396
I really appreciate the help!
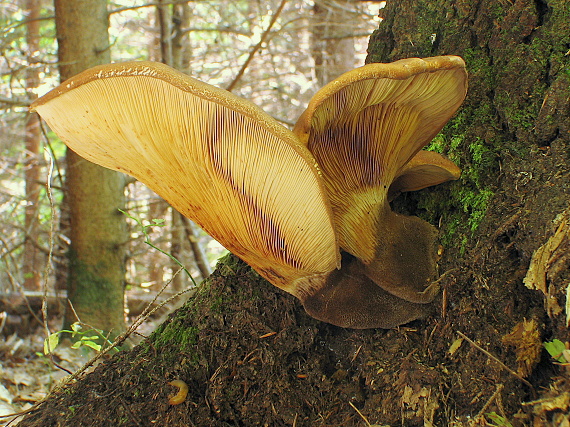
left=543, top=339, right=568, bottom=363
left=42, top=322, right=115, bottom=355
left=119, top=209, right=197, bottom=286
left=486, top=412, right=513, bottom=427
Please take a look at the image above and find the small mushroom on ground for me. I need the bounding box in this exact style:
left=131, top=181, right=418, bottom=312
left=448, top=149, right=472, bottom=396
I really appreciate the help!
left=31, top=57, right=467, bottom=329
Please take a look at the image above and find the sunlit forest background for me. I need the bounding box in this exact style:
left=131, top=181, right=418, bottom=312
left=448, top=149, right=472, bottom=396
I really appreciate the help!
left=1, top=0, right=380, bottom=308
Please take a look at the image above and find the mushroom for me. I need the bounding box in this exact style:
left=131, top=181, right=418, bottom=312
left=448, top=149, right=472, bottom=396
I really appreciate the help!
left=388, top=149, right=461, bottom=201
left=302, top=252, right=439, bottom=329
left=293, top=56, right=467, bottom=309
left=31, top=57, right=467, bottom=329
left=31, top=61, right=340, bottom=299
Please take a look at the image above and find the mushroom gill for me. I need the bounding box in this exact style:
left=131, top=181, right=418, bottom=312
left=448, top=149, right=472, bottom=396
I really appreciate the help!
left=31, top=61, right=339, bottom=297
left=293, top=56, right=467, bottom=314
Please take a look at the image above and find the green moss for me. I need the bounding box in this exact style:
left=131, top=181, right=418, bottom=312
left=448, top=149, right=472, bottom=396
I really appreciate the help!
left=153, top=322, right=199, bottom=351
left=419, top=109, right=499, bottom=253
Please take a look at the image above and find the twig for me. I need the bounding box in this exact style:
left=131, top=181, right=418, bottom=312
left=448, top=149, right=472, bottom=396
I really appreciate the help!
left=456, top=331, right=536, bottom=397
left=226, top=0, right=287, bottom=92
left=473, top=384, right=504, bottom=423
left=39, top=119, right=65, bottom=189
left=119, top=209, right=198, bottom=286
left=0, top=95, right=32, bottom=107
left=349, top=401, right=371, bottom=426
left=42, top=147, right=55, bottom=352
left=350, top=345, right=362, bottom=364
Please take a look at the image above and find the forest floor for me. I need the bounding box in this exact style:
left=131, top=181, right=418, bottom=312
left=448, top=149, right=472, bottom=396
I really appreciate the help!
left=2, top=138, right=570, bottom=426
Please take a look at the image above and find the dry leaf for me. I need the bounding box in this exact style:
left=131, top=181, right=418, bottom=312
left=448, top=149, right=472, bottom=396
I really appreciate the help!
left=502, top=319, right=542, bottom=377
left=524, top=208, right=570, bottom=318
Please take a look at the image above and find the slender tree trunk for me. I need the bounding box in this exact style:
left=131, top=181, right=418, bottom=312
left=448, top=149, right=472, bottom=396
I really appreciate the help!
left=182, top=217, right=212, bottom=279
left=147, top=197, right=169, bottom=289
left=55, top=0, right=127, bottom=338
left=169, top=209, right=186, bottom=290
left=23, top=0, right=42, bottom=291
left=311, top=0, right=356, bottom=86
left=157, top=0, right=173, bottom=67
left=172, top=2, right=191, bottom=71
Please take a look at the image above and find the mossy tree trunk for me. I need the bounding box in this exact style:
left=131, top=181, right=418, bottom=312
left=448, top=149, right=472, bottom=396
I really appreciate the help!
left=18, top=1, right=570, bottom=426
left=368, top=0, right=570, bottom=339
left=55, top=0, right=128, bottom=338
left=368, top=0, right=569, bottom=250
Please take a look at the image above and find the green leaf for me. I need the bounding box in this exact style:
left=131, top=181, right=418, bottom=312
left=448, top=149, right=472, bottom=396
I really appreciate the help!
left=82, top=341, right=102, bottom=352
left=544, top=339, right=567, bottom=363
left=486, top=412, right=513, bottom=427
left=44, top=333, right=60, bottom=355
left=71, top=341, right=82, bottom=349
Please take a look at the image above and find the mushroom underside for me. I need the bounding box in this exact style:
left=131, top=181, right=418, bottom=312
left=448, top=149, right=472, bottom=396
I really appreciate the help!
left=363, top=208, right=440, bottom=303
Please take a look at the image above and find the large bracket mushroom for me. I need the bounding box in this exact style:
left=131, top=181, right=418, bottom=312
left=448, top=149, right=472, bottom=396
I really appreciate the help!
left=31, top=56, right=467, bottom=329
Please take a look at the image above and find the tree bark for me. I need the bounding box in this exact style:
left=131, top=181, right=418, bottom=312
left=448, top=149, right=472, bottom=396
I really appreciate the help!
left=23, top=0, right=42, bottom=291
left=310, top=0, right=357, bottom=86
left=55, top=0, right=128, bottom=338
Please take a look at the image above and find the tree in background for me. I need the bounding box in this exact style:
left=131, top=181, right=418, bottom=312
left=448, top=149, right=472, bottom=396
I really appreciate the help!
left=23, top=0, right=42, bottom=291
left=54, top=0, right=128, bottom=338
left=311, top=0, right=357, bottom=85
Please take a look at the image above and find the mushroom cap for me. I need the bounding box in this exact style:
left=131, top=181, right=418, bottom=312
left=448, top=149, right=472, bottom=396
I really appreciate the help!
left=31, top=61, right=340, bottom=296
left=301, top=251, right=435, bottom=329
left=293, top=56, right=467, bottom=263
left=388, top=149, right=461, bottom=200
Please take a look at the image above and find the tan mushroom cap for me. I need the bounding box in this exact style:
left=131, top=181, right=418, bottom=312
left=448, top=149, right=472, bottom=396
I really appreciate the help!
left=31, top=61, right=340, bottom=296
left=388, top=149, right=461, bottom=200
left=293, top=56, right=467, bottom=263
left=302, top=251, right=435, bottom=329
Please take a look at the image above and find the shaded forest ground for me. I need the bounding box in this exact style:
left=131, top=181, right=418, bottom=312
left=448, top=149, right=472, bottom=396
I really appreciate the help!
left=4, top=0, right=570, bottom=425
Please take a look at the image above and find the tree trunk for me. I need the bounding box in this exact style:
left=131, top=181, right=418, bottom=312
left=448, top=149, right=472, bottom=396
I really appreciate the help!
left=17, top=1, right=570, bottom=425
left=182, top=217, right=212, bottom=280
left=310, top=0, right=357, bottom=86
left=55, top=0, right=128, bottom=338
left=23, top=0, right=42, bottom=291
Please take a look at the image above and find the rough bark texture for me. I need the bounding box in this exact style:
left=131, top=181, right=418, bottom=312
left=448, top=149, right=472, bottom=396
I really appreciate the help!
left=56, top=0, right=128, bottom=337
left=17, top=1, right=570, bottom=425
